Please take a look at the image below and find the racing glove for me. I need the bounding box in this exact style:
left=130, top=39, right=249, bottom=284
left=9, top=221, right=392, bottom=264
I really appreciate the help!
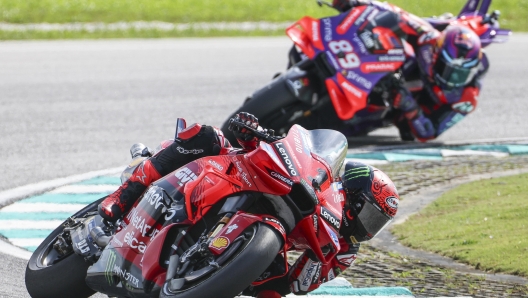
left=229, top=112, right=260, bottom=150
left=408, top=112, right=435, bottom=142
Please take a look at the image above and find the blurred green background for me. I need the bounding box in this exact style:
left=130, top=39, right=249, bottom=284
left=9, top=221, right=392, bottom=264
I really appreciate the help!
left=0, top=0, right=524, bottom=39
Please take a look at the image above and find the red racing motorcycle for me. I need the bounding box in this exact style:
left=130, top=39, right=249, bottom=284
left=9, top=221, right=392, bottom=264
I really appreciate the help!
left=25, top=119, right=349, bottom=298
left=220, top=0, right=511, bottom=144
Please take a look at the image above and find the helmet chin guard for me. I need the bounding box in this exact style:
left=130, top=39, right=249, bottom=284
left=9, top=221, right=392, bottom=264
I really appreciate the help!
left=340, top=162, right=399, bottom=243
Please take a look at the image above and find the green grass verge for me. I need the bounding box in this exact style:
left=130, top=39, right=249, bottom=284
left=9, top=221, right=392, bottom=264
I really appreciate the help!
left=0, top=0, right=525, bottom=40
left=392, top=173, right=528, bottom=277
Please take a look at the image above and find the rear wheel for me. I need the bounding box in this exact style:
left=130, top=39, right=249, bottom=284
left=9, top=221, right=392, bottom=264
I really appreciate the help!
left=25, top=198, right=105, bottom=298
left=160, top=223, right=282, bottom=298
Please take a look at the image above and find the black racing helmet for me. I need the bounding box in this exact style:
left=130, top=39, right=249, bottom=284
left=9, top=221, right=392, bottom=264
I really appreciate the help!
left=340, top=161, right=399, bottom=243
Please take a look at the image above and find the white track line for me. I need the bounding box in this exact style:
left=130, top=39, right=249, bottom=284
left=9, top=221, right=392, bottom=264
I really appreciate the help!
left=0, top=167, right=123, bottom=260
left=10, top=238, right=44, bottom=247
left=0, top=166, right=124, bottom=207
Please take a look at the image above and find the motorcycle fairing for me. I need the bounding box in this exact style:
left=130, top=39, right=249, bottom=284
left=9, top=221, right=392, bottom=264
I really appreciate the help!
left=272, top=126, right=347, bottom=265
left=286, top=7, right=405, bottom=121
left=87, top=148, right=300, bottom=295
left=86, top=245, right=146, bottom=298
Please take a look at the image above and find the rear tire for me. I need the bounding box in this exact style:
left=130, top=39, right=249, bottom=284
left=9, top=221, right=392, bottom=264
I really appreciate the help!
left=160, top=223, right=282, bottom=298
left=25, top=198, right=105, bottom=298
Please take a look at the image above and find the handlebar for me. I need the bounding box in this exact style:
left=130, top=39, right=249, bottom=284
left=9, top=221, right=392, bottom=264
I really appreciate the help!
left=228, top=118, right=282, bottom=143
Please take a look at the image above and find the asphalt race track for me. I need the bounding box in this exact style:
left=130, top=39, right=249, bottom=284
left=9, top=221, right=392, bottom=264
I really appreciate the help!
left=1, top=35, right=528, bottom=297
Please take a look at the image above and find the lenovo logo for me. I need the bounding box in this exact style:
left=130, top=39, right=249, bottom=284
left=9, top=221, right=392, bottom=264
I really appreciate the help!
left=274, top=143, right=298, bottom=177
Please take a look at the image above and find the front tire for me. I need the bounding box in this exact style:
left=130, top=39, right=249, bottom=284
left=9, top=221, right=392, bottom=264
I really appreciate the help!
left=160, top=223, right=282, bottom=298
left=25, top=198, right=105, bottom=298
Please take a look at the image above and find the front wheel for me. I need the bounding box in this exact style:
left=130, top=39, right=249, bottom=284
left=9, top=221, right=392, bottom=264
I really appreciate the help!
left=160, top=223, right=282, bottom=298
left=25, top=197, right=105, bottom=298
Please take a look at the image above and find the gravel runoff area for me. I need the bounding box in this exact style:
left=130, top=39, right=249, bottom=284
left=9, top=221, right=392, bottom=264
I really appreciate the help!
left=325, top=154, right=528, bottom=297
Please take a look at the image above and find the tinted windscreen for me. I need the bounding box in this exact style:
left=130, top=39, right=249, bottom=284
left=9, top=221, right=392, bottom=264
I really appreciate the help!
left=303, top=129, right=348, bottom=178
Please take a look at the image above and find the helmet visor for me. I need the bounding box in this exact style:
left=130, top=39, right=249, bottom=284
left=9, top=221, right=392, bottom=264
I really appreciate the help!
left=357, top=199, right=393, bottom=239
left=434, top=50, right=479, bottom=88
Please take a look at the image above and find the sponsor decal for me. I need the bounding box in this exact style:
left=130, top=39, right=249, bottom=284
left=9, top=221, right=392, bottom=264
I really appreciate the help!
left=175, top=167, right=198, bottom=184
left=321, top=206, right=341, bottom=230
left=143, top=186, right=166, bottom=211
left=264, top=217, right=286, bottom=235
left=225, top=224, right=238, bottom=235
left=354, top=6, right=374, bottom=26
left=360, top=62, right=401, bottom=73
left=359, top=31, right=375, bottom=49
left=269, top=170, right=294, bottom=186
left=353, top=33, right=368, bottom=54
left=332, top=182, right=343, bottom=191
left=336, top=253, right=357, bottom=266
left=175, top=146, right=204, bottom=155
left=312, top=20, right=320, bottom=42
left=388, top=48, right=404, bottom=55
left=124, top=231, right=147, bottom=253
left=274, top=143, right=299, bottom=177
left=287, top=79, right=304, bottom=97
left=113, top=264, right=140, bottom=288
left=301, top=179, right=319, bottom=204
left=204, top=176, right=216, bottom=185
left=105, top=250, right=117, bottom=285
left=337, top=8, right=361, bottom=34
left=341, top=81, right=363, bottom=98
left=367, top=8, right=380, bottom=23
left=386, top=196, right=399, bottom=209
left=332, top=192, right=345, bottom=204
left=134, top=163, right=147, bottom=184
left=127, top=208, right=152, bottom=237
left=325, top=50, right=340, bottom=70
left=346, top=70, right=372, bottom=89
left=208, top=159, right=224, bottom=171
left=344, top=166, right=370, bottom=179
left=329, top=228, right=340, bottom=247
left=290, top=127, right=305, bottom=154
left=235, top=160, right=252, bottom=187
left=323, top=18, right=333, bottom=42
left=210, top=236, right=230, bottom=250
left=378, top=55, right=406, bottom=62
left=75, top=239, right=90, bottom=254
left=301, top=260, right=321, bottom=288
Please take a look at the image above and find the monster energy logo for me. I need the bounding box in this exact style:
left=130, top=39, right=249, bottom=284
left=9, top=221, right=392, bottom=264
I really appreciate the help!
left=105, top=250, right=117, bottom=286
left=344, top=166, right=370, bottom=180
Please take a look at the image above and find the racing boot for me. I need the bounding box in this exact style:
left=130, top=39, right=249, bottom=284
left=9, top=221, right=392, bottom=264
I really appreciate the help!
left=98, top=159, right=161, bottom=222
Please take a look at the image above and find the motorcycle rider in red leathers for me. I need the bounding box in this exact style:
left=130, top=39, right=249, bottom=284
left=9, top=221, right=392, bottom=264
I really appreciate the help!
left=333, top=0, right=488, bottom=142
left=99, top=112, right=400, bottom=297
